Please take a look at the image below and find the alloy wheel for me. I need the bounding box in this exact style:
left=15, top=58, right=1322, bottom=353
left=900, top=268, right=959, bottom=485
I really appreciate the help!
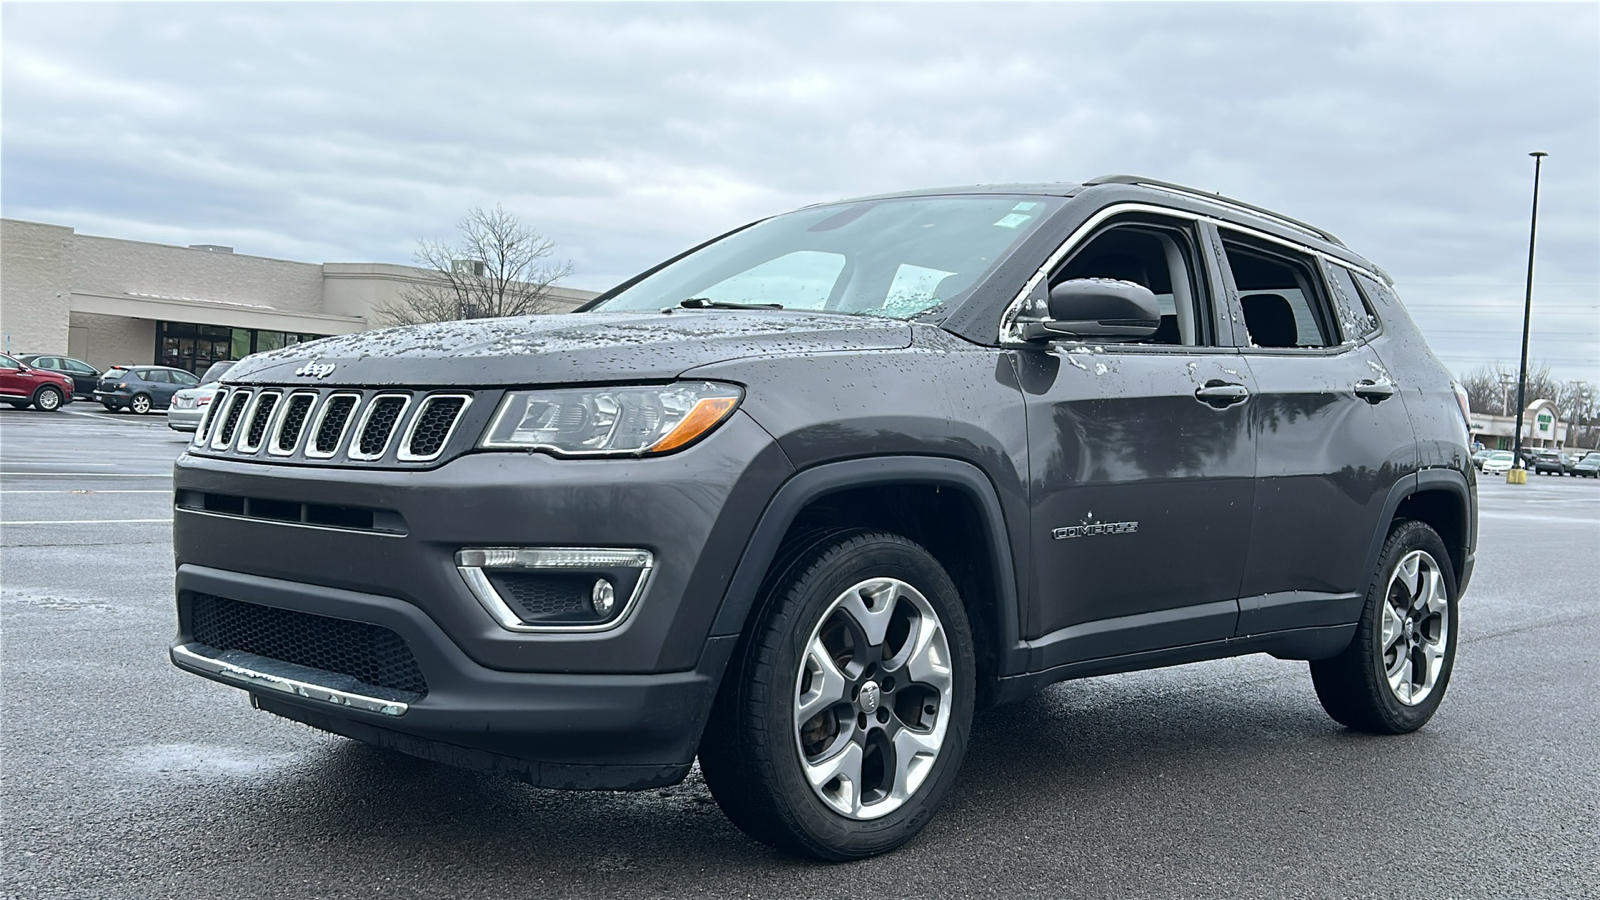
left=793, top=577, right=953, bottom=820
left=1381, top=550, right=1450, bottom=706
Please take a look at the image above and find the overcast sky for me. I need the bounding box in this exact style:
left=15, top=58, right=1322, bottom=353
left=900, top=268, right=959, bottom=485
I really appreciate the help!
left=4, top=2, right=1597, bottom=383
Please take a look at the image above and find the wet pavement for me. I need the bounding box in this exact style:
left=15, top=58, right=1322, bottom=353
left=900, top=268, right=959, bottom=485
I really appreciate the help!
left=3, top=406, right=1598, bottom=899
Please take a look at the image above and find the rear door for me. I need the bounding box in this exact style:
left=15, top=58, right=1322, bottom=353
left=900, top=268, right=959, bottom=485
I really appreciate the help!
left=1017, top=211, right=1257, bottom=668
left=1209, top=228, right=1417, bottom=635
left=141, top=369, right=177, bottom=406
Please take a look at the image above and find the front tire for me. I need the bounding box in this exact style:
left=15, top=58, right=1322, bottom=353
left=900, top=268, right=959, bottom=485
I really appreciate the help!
left=129, top=393, right=153, bottom=415
left=1310, top=520, right=1458, bottom=734
left=699, top=531, right=975, bottom=860
left=32, top=385, right=64, bottom=412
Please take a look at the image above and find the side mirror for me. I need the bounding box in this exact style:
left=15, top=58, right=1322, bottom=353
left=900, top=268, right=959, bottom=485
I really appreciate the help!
left=1020, top=278, right=1161, bottom=342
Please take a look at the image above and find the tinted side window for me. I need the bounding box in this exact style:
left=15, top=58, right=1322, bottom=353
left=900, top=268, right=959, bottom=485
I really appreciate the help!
left=1221, top=239, right=1334, bottom=349
left=173, top=370, right=200, bottom=386
left=0, top=354, right=19, bottom=369
left=139, top=369, right=168, bottom=383
left=1322, top=261, right=1379, bottom=341
left=66, top=359, right=99, bottom=375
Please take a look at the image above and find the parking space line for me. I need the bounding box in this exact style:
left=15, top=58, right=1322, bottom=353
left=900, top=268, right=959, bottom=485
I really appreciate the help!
left=1, top=518, right=173, bottom=525
left=0, top=472, right=172, bottom=477
left=1, top=490, right=170, bottom=494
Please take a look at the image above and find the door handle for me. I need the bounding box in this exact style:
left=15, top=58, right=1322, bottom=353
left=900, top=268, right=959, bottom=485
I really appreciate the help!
left=1195, top=382, right=1250, bottom=408
left=1354, top=379, right=1396, bottom=403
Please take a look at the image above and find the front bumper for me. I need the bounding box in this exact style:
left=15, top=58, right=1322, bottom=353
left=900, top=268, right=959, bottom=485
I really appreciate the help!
left=171, top=565, right=736, bottom=789
left=170, top=411, right=792, bottom=784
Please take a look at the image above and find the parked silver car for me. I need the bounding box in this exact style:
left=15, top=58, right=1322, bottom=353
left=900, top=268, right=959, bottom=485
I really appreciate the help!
left=166, top=361, right=235, bottom=432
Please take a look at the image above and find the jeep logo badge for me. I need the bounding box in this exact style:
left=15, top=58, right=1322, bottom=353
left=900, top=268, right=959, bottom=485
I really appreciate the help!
left=293, top=361, right=336, bottom=379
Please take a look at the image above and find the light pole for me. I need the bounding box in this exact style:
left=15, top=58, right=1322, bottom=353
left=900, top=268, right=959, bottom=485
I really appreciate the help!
left=1570, top=381, right=1589, bottom=450
left=1509, top=151, right=1547, bottom=482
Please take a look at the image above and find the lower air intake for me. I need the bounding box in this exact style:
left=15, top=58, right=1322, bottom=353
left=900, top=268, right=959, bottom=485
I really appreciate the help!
left=188, top=593, right=427, bottom=696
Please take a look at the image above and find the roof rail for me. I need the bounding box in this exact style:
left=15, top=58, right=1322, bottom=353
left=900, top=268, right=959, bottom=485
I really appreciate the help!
left=1084, top=174, right=1344, bottom=247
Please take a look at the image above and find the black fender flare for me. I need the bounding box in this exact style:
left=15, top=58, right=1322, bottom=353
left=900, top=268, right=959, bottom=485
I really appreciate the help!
left=1362, top=467, right=1475, bottom=596
left=707, top=455, right=1026, bottom=676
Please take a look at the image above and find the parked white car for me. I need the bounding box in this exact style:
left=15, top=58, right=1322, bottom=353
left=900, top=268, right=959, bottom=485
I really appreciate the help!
left=1481, top=450, right=1515, bottom=475
left=166, top=361, right=234, bottom=433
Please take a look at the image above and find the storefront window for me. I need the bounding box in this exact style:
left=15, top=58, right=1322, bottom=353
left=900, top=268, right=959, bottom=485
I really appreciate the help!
left=155, top=321, right=329, bottom=374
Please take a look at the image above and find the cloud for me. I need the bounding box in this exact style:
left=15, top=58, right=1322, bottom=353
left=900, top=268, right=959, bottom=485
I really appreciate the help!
left=3, top=2, right=1595, bottom=380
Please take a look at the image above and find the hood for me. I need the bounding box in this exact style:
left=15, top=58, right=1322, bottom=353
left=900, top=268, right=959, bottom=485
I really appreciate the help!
left=223, top=311, right=912, bottom=388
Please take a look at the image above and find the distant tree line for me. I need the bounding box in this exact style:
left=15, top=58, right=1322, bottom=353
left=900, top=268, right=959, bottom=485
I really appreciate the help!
left=1459, top=362, right=1598, bottom=448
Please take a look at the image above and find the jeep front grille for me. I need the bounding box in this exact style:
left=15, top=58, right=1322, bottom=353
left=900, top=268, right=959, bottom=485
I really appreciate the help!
left=188, top=386, right=478, bottom=467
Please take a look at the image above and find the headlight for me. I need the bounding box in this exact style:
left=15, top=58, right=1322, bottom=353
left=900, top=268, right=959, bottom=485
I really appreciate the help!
left=480, top=382, right=743, bottom=457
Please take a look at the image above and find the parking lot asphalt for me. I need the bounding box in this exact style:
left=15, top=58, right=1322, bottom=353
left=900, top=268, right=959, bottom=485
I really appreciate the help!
left=3, top=406, right=1598, bottom=899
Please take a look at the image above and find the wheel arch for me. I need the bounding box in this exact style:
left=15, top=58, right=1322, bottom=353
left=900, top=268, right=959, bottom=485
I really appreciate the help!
left=1366, top=468, right=1476, bottom=598
left=708, top=456, right=1026, bottom=688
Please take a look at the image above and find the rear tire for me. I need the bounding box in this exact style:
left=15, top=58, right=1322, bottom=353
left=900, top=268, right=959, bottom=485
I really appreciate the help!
left=1310, top=520, right=1458, bottom=734
left=700, top=531, right=975, bottom=860
left=32, top=385, right=63, bottom=412
left=129, top=393, right=152, bottom=415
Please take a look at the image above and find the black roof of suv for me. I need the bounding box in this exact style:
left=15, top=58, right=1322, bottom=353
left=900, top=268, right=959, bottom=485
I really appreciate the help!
left=170, top=175, right=1477, bottom=860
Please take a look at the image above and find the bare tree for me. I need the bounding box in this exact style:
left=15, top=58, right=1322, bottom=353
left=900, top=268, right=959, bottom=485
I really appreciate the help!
left=375, top=205, right=574, bottom=326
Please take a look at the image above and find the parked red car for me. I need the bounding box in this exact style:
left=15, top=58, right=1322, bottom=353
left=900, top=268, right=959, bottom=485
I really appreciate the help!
left=0, top=353, right=75, bottom=412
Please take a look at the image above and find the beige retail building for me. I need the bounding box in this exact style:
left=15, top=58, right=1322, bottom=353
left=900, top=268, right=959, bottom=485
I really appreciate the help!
left=1, top=218, right=597, bottom=375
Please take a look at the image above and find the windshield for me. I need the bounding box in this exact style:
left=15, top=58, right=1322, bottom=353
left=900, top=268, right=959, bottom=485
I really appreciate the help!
left=1488, top=452, right=1513, bottom=460
left=591, top=195, right=1060, bottom=320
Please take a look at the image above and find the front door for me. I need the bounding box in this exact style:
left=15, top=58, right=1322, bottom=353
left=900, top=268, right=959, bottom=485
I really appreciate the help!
left=1017, top=213, right=1257, bottom=669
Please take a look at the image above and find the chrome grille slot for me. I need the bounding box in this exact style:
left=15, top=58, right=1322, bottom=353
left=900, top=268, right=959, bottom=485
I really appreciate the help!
left=349, top=394, right=411, bottom=461
left=210, top=389, right=252, bottom=450
left=398, top=394, right=471, bottom=462
left=194, top=389, right=224, bottom=443
left=237, top=391, right=282, bottom=453
left=269, top=392, right=318, bottom=456
left=306, top=393, right=361, bottom=458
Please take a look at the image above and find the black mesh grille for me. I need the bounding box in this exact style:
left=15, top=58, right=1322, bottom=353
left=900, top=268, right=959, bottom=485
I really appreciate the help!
left=217, top=392, right=250, bottom=445
left=407, top=397, right=466, bottom=458
left=242, top=393, right=280, bottom=450
left=313, top=396, right=358, bottom=454
left=275, top=394, right=316, bottom=452
left=189, top=593, right=427, bottom=696
left=489, top=572, right=593, bottom=619
left=356, top=396, right=408, bottom=457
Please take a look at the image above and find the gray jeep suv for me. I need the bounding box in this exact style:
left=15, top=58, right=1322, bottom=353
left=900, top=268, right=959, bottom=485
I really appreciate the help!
left=170, top=175, right=1477, bottom=859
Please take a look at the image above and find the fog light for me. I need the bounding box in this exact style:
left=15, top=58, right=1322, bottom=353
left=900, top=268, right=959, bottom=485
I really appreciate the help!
left=454, top=547, right=653, bottom=632
left=592, top=578, right=616, bottom=616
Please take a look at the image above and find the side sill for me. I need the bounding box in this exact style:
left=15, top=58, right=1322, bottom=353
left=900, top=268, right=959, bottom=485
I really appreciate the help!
left=990, top=624, right=1356, bottom=706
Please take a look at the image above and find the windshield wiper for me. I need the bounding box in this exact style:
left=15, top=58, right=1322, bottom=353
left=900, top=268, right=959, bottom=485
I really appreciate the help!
left=679, top=297, right=784, bottom=310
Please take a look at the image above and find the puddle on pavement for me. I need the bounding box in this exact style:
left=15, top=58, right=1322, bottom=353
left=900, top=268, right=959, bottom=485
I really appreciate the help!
left=118, top=742, right=303, bottom=780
